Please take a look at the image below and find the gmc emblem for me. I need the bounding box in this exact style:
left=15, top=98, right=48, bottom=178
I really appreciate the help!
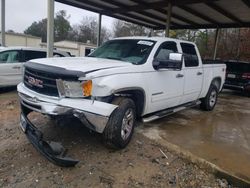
left=28, top=76, right=43, bottom=88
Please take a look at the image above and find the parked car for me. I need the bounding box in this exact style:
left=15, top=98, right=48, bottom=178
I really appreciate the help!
left=0, top=47, right=70, bottom=88
left=17, top=37, right=226, bottom=166
left=224, top=60, right=250, bottom=96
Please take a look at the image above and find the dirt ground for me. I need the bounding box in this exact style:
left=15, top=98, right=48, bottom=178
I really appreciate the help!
left=0, top=89, right=236, bottom=188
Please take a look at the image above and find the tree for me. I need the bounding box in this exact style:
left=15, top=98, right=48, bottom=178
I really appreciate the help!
left=54, top=10, right=72, bottom=41
left=24, top=10, right=72, bottom=42
left=24, top=19, right=47, bottom=42
left=68, top=16, right=111, bottom=45
left=7, top=29, right=15, bottom=33
left=113, top=20, right=149, bottom=37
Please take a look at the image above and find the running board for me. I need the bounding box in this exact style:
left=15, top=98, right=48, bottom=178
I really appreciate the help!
left=142, top=100, right=201, bottom=123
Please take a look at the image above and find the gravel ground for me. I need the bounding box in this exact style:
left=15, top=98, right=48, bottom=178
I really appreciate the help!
left=0, top=89, right=236, bottom=188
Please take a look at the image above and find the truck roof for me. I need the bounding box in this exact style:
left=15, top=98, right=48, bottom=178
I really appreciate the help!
left=113, top=36, right=195, bottom=45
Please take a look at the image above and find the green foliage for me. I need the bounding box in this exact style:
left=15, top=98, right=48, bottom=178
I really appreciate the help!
left=68, top=16, right=111, bottom=44
left=24, top=10, right=72, bottom=42
left=24, top=12, right=111, bottom=45
left=113, top=20, right=150, bottom=37
left=24, top=19, right=47, bottom=42
left=54, top=10, right=72, bottom=42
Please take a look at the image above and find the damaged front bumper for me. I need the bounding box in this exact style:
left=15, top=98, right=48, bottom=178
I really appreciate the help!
left=20, top=109, right=79, bottom=167
left=17, top=83, right=117, bottom=167
left=17, top=83, right=117, bottom=133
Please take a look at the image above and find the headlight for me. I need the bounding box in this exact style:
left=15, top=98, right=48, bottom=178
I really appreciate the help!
left=56, top=80, right=92, bottom=98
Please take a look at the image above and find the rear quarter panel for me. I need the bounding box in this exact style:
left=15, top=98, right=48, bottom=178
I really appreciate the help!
left=200, top=64, right=226, bottom=98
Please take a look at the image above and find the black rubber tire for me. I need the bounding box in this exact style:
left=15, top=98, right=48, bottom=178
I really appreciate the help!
left=103, top=97, right=136, bottom=149
left=244, top=90, right=250, bottom=97
left=200, top=84, right=218, bottom=111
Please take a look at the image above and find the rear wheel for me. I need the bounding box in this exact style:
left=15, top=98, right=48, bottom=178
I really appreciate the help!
left=200, top=85, right=218, bottom=111
left=103, top=97, right=136, bottom=149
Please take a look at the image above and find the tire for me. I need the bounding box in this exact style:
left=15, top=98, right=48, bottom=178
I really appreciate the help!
left=200, top=84, right=218, bottom=111
left=103, top=97, right=136, bottom=149
left=244, top=90, right=250, bottom=97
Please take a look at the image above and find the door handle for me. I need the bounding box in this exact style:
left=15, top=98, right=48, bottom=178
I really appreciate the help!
left=176, top=73, right=184, bottom=78
left=197, top=72, right=203, bottom=76
left=12, top=66, right=21, bottom=69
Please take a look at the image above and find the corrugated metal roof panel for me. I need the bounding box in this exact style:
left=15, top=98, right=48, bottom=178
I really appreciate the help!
left=56, top=0, right=250, bottom=29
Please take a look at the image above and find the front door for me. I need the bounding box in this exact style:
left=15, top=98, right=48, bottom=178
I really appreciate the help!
left=148, top=41, right=184, bottom=113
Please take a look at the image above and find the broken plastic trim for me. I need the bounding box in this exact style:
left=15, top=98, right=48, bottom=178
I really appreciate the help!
left=20, top=108, right=79, bottom=167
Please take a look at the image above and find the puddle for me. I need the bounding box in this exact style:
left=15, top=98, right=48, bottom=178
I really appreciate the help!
left=138, top=91, right=250, bottom=181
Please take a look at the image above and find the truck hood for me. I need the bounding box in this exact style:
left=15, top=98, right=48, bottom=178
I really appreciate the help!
left=30, top=57, right=133, bottom=74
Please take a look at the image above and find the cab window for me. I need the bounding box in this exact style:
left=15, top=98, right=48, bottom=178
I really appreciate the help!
left=0, top=50, right=20, bottom=63
left=24, top=50, right=46, bottom=61
left=155, top=41, right=178, bottom=61
left=180, top=43, right=199, bottom=67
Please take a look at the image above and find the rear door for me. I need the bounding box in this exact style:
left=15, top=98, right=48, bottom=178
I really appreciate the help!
left=0, top=50, right=22, bottom=87
left=180, top=43, right=203, bottom=103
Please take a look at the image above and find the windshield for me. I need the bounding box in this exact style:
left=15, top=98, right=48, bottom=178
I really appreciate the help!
left=88, top=39, right=156, bottom=64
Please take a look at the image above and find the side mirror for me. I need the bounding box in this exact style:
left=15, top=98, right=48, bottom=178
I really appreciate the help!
left=153, top=53, right=183, bottom=70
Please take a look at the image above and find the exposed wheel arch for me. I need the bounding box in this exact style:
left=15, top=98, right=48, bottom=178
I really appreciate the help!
left=211, top=77, right=222, bottom=91
left=113, top=87, right=146, bottom=118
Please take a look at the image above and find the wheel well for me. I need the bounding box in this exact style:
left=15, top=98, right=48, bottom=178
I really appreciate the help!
left=211, top=77, right=222, bottom=91
left=114, top=89, right=145, bottom=117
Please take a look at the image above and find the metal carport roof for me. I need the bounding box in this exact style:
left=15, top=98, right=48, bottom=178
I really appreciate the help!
left=55, top=0, right=250, bottom=30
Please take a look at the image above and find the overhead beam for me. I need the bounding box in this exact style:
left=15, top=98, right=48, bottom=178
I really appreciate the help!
left=56, top=0, right=157, bottom=28
left=56, top=0, right=249, bottom=30
left=1, top=0, right=5, bottom=46
left=106, top=0, right=181, bottom=27
left=157, top=22, right=250, bottom=30
left=213, top=28, right=220, bottom=60
left=205, top=2, right=243, bottom=23
left=97, top=14, right=102, bottom=47
left=165, top=2, right=172, bottom=37
left=130, top=0, right=199, bottom=27
left=106, top=0, right=218, bottom=13
left=178, top=5, right=219, bottom=25
left=56, top=0, right=216, bottom=29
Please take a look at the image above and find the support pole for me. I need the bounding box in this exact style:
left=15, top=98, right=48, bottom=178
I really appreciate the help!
left=165, top=2, right=172, bottom=37
left=148, top=28, right=154, bottom=37
left=97, top=14, right=102, bottom=47
left=47, top=0, right=54, bottom=57
left=236, top=28, right=241, bottom=60
left=213, top=28, right=220, bottom=60
left=1, top=0, right=5, bottom=46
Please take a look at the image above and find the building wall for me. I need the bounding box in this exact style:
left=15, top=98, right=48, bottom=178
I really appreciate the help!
left=2, top=33, right=96, bottom=57
left=54, top=41, right=96, bottom=56
left=4, top=33, right=41, bottom=47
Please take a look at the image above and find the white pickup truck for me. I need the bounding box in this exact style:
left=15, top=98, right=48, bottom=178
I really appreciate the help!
left=18, top=37, right=226, bottom=166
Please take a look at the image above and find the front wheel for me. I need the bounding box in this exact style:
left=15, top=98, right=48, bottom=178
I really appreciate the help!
left=103, top=97, right=136, bottom=149
left=200, top=85, right=218, bottom=111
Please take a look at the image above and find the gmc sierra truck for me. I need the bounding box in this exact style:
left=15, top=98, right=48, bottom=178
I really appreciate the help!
left=18, top=37, right=226, bottom=166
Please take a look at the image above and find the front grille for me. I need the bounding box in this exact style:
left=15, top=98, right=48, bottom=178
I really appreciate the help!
left=24, top=67, right=78, bottom=97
